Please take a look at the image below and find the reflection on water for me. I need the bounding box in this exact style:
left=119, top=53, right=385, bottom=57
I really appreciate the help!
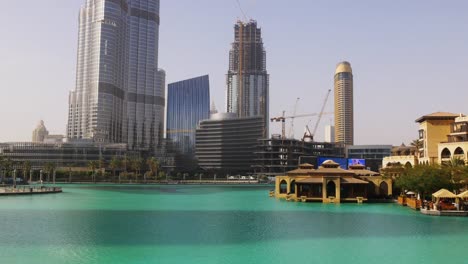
left=1, top=185, right=467, bottom=264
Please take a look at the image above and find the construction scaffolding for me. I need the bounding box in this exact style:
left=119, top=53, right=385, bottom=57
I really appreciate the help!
left=253, top=136, right=345, bottom=177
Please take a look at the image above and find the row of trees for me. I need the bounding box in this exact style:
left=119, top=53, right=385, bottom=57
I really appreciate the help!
left=86, top=156, right=164, bottom=183
left=394, top=157, right=468, bottom=199
left=0, top=155, right=164, bottom=184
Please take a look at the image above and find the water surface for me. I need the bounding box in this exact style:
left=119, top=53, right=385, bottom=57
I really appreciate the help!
left=1, top=185, right=467, bottom=264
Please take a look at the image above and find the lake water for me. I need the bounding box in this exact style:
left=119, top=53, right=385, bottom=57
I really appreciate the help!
left=1, top=185, right=467, bottom=264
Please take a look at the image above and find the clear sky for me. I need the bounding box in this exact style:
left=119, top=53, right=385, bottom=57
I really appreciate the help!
left=0, top=0, right=467, bottom=145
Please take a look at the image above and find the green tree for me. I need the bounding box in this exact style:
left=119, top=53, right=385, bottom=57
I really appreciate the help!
left=146, top=157, right=159, bottom=181
left=67, top=163, right=76, bottom=183
left=158, top=171, right=166, bottom=181
left=130, top=157, right=143, bottom=182
left=43, top=162, right=56, bottom=183
left=442, top=157, right=466, bottom=190
left=410, top=139, right=423, bottom=157
left=88, top=160, right=99, bottom=183
left=109, top=156, right=122, bottom=183
left=23, top=161, right=31, bottom=182
left=395, top=165, right=453, bottom=199
left=0, top=156, right=5, bottom=182
left=122, top=156, right=130, bottom=173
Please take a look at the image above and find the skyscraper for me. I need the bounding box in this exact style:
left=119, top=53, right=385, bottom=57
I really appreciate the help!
left=166, top=75, right=210, bottom=157
left=334, top=61, right=354, bottom=145
left=226, top=20, right=269, bottom=137
left=67, top=0, right=163, bottom=152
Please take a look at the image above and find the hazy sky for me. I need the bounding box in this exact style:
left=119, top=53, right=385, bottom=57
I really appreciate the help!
left=0, top=0, right=467, bottom=145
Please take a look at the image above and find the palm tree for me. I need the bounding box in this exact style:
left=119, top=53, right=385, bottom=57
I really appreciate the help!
left=0, top=156, right=5, bottom=183
left=443, top=157, right=466, bottom=188
left=67, top=163, right=76, bottom=183
left=4, top=158, right=13, bottom=178
left=146, top=157, right=159, bottom=183
left=109, top=156, right=122, bottom=183
left=123, top=156, right=130, bottom=173
left=43, top=162, right=55, bottom=184
left=130, top=157, right=143, bottom=182
left=23, top=161, right=31, bottom=183
left=410, top=139, right=423, bottom=157
left=88, top=160, right=99, bottom=183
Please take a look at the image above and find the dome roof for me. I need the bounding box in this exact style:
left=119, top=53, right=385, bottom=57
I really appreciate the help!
left=321, top=160, right=340, bottom=168
left=34, top=120, right=48, bottom=132
left=335, top=61, right=352, bottom=75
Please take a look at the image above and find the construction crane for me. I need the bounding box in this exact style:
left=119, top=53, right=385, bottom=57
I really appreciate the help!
left=271, top=112, right=333, bottom=140
left=288, top=97, right=300, bottom=138
left=303, top=89, right=332, bottom=141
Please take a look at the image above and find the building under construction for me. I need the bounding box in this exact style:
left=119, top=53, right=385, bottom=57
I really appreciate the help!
left=253, top=136, right=345, bottom=177
left=226, top=20, right=269, bottom=137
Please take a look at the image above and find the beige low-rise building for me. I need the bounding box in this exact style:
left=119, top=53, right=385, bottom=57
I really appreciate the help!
left=274, top=161, right=392, bottom=203
left=416, top=112, right=460, bottom=165
left=382, top=144, right=418, bottom=168
left=438, top=115, right=468, bottom=164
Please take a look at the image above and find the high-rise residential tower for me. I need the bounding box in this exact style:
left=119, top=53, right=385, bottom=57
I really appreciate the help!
left=67, top=0, right=163, bottom=152
left=226, top=20, right=269, bottom=137
left=166, top=75, right=210, bottom=161
left=334, top=61, right=354, bottom=145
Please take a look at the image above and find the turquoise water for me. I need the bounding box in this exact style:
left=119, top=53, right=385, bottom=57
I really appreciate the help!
left=0, top=185, right=467, bottom=264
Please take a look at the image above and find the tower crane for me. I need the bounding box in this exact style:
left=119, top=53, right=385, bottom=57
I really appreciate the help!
left=303, top=89, right=332, bottom=141
left=288, top=97, right=300, bottom=138
left=271, top=112, right=333, bottom=140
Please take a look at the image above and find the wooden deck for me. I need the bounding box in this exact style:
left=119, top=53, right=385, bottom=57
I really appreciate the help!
left=0, top=186, right=62, bottom=196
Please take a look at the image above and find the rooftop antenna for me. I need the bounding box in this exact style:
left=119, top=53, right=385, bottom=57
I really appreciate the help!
left=235, top=0, right=249, bottom=21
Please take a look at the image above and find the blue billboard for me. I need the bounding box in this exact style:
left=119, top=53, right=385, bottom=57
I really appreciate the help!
left=348, top=159, right=366, bottom=167
left=317, top=157, right=348, bottom=169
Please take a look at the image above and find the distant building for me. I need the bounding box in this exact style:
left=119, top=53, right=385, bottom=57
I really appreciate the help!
left=196, top=113, right=264, bottom=175
left=324, top=125, right=335, bottom=143
left=416, top=112, right=460, bottom=165
left=67, top=0, right=164, bottom=152
left=274, top=161, right=392, bottom=203
left=346, top=145, right=392, bottom=172
left=253, top=136, right=345, bottom=177
left=167, top=75, right=210, bottom=169
left=334, top=61, right=354, bottom=145
left=32, top=120, right=49, bottom=143
left=226, top=20, right=269, bottom=137
left=438, top=114, right=467, bottom=164
left=43, top=135, right=65, bottom=144
left=0, top=141, right=127, bottom=170
left=382, top=112, right=464, bottom=169
left=381, top=143, right=418, bottom=169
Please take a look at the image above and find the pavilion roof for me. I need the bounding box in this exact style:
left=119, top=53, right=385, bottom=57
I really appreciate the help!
left=348, top=165, right=379, bottom=176
left=432, top=189, right=457, bottom=198
left=457, top=190, right=468, bottom=199
left=341, top=178, right=369, bottom=184
left=296, top=178, right=323, bottom=184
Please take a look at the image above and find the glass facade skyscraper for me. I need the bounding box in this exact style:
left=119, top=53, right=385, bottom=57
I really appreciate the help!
left=166, top=75, right=210, bottom=156
left=226, top=20, right=269, bottom=138
left=67, top=0, right=164, bottom=152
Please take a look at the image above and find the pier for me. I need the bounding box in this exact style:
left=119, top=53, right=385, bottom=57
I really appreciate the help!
left=0, top=186, right=62, bottom=196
